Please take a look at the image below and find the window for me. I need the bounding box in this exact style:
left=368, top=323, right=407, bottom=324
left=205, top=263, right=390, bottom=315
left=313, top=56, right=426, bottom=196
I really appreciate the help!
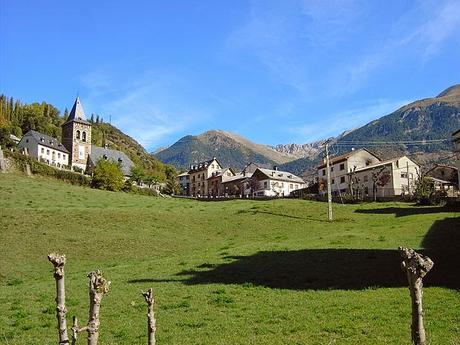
left=340, top=163, right=345, bottom=171
left=76, top=130, right=81, bottom=139
left=264, top=181, right=268, bottom=188
left=26, top=139, right=29, bottom=143
left=331, top=179, right=335, bottom=184
left=364, top=187, right=369, bottom=195
left=331, top=166, right=334, bottom=172
left=202, top=173, right=205, bottom=179
left=41, top=148, right=44, bottom=154
left=295, top=184, right=298, bottom=189
left=46, top=149, right=50, bottom=155
left=401, top=172, right=408, bottom=178
left=363, top=175, right=368, bottom=182
left=58, top=153, right=61, bottom=158
left=322, top=169, right=326, bottom=176
left=63, top=155, right=66, bottom=160
left=290, top=184, right=293, bottom=189
left=340, top=176, right=345, bottom=183
left=82, top=131, right=87, bottom=142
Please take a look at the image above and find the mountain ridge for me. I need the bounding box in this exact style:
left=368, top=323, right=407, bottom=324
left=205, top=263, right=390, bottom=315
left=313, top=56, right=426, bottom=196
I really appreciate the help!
left=154, top=84, right=460, bottom=174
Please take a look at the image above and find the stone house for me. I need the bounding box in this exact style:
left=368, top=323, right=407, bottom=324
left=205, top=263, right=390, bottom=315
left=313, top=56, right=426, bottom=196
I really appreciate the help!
left=352, top=156, right=419, bottom=198
left=176, top=172, right=190, bottom=196
left=317, top=148, right=381, bottom=195
left=251, top=167, right=306, bottom=197
left=18, top=130, right=69, bottom=168
left=188, top=158, right=222, bottom=197
left=207, top=168, right=236, bottom=197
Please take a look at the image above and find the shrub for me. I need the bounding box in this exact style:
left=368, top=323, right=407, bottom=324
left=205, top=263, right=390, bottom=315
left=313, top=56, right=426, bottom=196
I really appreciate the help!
left=414, top=176, right=447, bottom=206
left=91, top=159, right=125, bottom=191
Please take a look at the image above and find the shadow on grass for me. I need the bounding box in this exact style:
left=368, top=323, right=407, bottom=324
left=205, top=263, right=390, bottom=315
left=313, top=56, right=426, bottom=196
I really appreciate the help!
left=354, top=204, right=459, bottom=217
left=128, top=217, right=459, bottom=290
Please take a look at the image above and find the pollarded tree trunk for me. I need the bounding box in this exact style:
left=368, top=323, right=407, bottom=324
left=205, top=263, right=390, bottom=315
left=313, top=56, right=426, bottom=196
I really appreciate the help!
left=48, top=253, right=69, bottom=345
left=142, top=288, right=156, bottom=345
left=399, top=247, right=434, bottom=345
left=86, top=270, right=110, bottom=345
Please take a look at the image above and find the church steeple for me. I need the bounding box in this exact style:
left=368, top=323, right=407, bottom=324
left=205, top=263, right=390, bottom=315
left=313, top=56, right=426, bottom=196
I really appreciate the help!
left=61, top=97, right=92, bottom=170
left=64, top=97, right=90, bottom=124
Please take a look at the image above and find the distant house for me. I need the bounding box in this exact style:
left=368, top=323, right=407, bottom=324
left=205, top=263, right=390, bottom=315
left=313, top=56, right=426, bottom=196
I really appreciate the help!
left=317, top=148, right=381, bottom=195
left=352, top=156, right=419, bottom=198
left=176, top=172, right=190, bottom=196
left=222, top=162, right=260, bottom=197
left=453, top=129, right=460, bottom=188
left=188, top=158, right=222, bottom=197
left=18, top=130, right=69, bottom=168
left=207, top=168, right=236, bottom=197
left=251, top=167, right=306, bottom=197
left=86, top=145, right=134, bottom=177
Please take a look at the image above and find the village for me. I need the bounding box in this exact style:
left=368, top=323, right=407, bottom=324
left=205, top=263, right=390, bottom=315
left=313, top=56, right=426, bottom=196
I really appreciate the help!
left=3, top=96, right=460, bottom=202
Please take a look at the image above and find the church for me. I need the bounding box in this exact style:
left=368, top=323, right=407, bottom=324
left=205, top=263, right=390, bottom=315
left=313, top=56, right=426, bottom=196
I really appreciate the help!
left=18, top=97, right=134, bottom=176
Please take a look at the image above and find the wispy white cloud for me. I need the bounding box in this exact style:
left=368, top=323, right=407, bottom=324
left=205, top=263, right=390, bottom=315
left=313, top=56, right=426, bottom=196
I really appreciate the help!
left=286, top=98, right=411, bottom=143
left=335, top=0, right=460, bottom=95
left=79, top=71, right=210, bottom=150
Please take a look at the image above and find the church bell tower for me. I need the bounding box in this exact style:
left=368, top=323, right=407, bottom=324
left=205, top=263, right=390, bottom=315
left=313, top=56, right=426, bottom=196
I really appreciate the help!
left=61, top=97, right=92, bottom=170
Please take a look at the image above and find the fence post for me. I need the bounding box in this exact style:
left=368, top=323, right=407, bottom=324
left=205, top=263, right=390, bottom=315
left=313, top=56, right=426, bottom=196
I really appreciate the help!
left=399, top=247, right=434, bottom=345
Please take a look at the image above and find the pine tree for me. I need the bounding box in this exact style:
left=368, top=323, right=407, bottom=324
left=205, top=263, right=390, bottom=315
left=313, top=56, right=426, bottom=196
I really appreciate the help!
left=63, top=108, right=69, bottom=119
left=90, top=114, right=95, bottom=123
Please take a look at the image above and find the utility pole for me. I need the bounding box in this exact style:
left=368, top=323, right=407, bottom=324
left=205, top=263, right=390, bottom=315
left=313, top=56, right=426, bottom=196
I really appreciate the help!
left=406, top=161, right=410, bottom=195
left=324, top=140, right=333, bottom=221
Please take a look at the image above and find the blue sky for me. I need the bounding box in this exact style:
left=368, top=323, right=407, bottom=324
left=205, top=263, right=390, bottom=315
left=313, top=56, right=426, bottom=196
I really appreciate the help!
left=1, top=0, right=460, bottom=151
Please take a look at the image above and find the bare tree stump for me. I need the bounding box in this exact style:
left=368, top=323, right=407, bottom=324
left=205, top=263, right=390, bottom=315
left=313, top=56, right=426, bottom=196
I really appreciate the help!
left=48, top=253, right=70, bottom=345
left=399, top=247, right=434, bottom=345
left=71, top=316, right=78, bottom=345
left=142, top=288, right=156, bottom=345
left=86, top=270, right=110, bottom=345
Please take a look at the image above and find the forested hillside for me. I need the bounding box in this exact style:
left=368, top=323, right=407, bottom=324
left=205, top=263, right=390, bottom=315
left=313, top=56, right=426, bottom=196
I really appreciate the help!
left=0, top=95, right=174, bottom=180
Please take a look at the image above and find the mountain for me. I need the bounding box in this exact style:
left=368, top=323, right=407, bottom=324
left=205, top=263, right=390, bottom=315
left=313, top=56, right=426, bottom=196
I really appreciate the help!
left=155, top=84, right=459, bottom=175
left=279, top=84, right=460, bottom=176
left=154, top=130, right=295, bottom=170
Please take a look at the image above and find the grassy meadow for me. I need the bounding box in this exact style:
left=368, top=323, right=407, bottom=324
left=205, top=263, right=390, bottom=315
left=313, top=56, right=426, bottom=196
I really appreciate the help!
left=0, top=173, right=459, bottom=345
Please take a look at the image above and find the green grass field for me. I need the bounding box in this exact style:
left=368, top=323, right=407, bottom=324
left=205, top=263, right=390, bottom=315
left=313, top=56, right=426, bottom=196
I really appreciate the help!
left=0, top=173, right=459, bottom=345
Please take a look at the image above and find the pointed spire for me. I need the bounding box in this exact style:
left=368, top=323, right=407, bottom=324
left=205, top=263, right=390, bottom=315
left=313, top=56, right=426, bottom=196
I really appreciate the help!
left=67, top=97, right=87, bottom=122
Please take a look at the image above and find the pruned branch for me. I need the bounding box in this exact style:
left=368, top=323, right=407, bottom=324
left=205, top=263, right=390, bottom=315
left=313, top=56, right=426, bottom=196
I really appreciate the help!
left=399, top=247, right=434, bottom=345
left=86, top=270, right=110, bottom=345
left=142, top=288, right=156, bottom=345
left=48, top=253, right=69, bottom=345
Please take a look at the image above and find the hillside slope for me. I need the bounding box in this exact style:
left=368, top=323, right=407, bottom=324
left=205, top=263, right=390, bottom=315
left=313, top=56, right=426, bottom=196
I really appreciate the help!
left=280, top=84, right=460, bottom=176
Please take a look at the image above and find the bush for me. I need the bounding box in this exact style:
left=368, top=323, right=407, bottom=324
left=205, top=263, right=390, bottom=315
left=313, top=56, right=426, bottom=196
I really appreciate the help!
left=91, top=159, right=125, bottom=191
left=414, top=176, right=447, bottom=206
left=6, top=151, right=90, bottom=186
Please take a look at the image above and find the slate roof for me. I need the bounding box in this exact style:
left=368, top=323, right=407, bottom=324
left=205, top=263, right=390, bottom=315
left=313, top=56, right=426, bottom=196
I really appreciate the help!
left=63, top=97, right=91, bottom=125
left=188, top=158, right=221, bottom=173
left=89, top=145, right=134, bottom=176
left=20, top=130, right=69, bottom=153
left=256, top=168, right=305, bottom=184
